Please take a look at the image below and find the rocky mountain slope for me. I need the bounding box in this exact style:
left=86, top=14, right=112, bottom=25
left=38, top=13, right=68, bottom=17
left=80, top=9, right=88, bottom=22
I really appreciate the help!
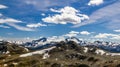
left=0, top=40, right=120, bottom=67
left=0, top=41, right=29, bottom=54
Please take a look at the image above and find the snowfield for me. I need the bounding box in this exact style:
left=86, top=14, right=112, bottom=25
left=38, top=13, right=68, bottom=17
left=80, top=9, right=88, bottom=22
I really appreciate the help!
left=95, top=49, right=120, bottom=56
left=19, top=46, right=56, bottom=57
left=19, top=45, right=120, bottom=58
left=106, top=53, right=120, bottom=56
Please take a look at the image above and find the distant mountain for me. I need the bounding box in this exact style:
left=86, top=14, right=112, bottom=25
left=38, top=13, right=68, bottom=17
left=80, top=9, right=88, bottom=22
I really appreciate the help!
left=86, top=41, right=120, bottom=52
left=32, top=37, right=47, bottom=43
left=23, top=37, right=56, bottom=50
left=22, top=37, right=120, bottom=53
left=23, top=37, right=47, bottom=47
left=23, top=37, right=82, bottom=50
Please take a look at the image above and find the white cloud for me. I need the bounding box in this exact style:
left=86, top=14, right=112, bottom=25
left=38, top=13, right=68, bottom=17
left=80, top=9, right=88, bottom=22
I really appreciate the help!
left=109, top=35, right=120, bottom=40
left=69, top=31, right=79, bottom=34
left=48, top=36, right=65, bottom=42
left=0, top=17, right=34, bottom=31
left=7, top=23, right=34, bottom=31
left=0, top=18, right=22, bottom=24
left=80, top=31, right=90, bottom=35
left=0, top=4, right=35, bottom=31
left=94, top=33, right=120, bottom=40
left=0, top=4, right=7, bottom=9
left=42, top=6, right=89, bottom=25
left=63, top=31, right=91, bottom=38
left=64, top=33, right=78, bottom=37
left=23, top=0, right=78, bottom=11
left=114, top=29, right=120, bottom=32
left=26, top=23, right=47, bottom=28
left=0, top=25, right=10, bottom=28
left=0, top=13, right=3, bottom=16
left=64, top=31, right=79, bottom=37
left=94, top=33, right=110, bottom=38
left=41, top=13, right=45, bottom=16
left=73, top=1, right=120, bottom=29
left=111, top=36, right=120, bottom=40
left=88, top=0, right=104, bottom=6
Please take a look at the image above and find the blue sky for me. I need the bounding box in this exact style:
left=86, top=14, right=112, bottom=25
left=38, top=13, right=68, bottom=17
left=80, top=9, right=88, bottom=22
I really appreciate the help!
left=0, top=0, right=120, bottom=42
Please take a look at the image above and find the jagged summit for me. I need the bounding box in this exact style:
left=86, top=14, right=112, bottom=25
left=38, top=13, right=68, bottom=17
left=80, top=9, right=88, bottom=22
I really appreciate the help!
left=21, top=37, right=120, bottom=52
left=32, top=37, right=47, bottom=43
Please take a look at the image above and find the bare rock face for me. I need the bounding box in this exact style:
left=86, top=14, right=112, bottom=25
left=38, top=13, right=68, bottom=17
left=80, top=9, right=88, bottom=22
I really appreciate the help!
left=50, top=41, right=84, bottom=53
left=0, top=41, right=29, bottom=54
left=0, top=41, right=8, bottom=54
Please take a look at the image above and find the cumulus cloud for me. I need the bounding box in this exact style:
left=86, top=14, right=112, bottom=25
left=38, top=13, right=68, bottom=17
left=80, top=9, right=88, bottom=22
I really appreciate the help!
left=94, top=33, right=120, bottom=40
left=111, top=36, right=120, bottom=40
left=80, top=31, right=90, bottom=35
left=26, top=23, right=47, bottom=28
left=42, top=6, right=89, bottom=25
left=0, top=4, right=7, bottom=9
left=88, top=0, right=104, bottom=6
left=73, top=1, right=120, bottom=29
left=64, top=33, right=78, bottom=37
left=48, top=36, right=65, bottom=42
left=69, top=31, right=79, bottom=34
left=64, top=31, right=79, bottom=37
left=94, top=33, right=111, bottom=38
left=63, top=31, right=91, bottom=37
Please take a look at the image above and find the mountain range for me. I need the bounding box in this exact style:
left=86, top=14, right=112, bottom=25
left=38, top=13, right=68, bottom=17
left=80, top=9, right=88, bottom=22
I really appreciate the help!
left=22, top=37, right=120, bottom=52
left=0, top=37, right=120, bottom=67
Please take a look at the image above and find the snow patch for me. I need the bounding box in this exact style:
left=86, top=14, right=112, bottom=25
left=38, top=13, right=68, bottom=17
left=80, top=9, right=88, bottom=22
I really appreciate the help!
left=3, top=59, right=5, bottom=61
left=8, top=54, right=11, bottom=57
left=106, top=53, right=120, bottom=56
left=42, top=53, right=50, bottom=59
left=24, top=48, right=29, bottom=52
left=95, top=49, right=106, bottom=55
left=55, top=58, right=58, bottom=61
left=4, top=64, right=7, bottom=67
left=12, top=62, right=18, bottom=65
left=19, top=46, right=56, bottom=57
left=84, top=47, right=88, bottom=53
left=6, top=51, right=10, bottom=54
